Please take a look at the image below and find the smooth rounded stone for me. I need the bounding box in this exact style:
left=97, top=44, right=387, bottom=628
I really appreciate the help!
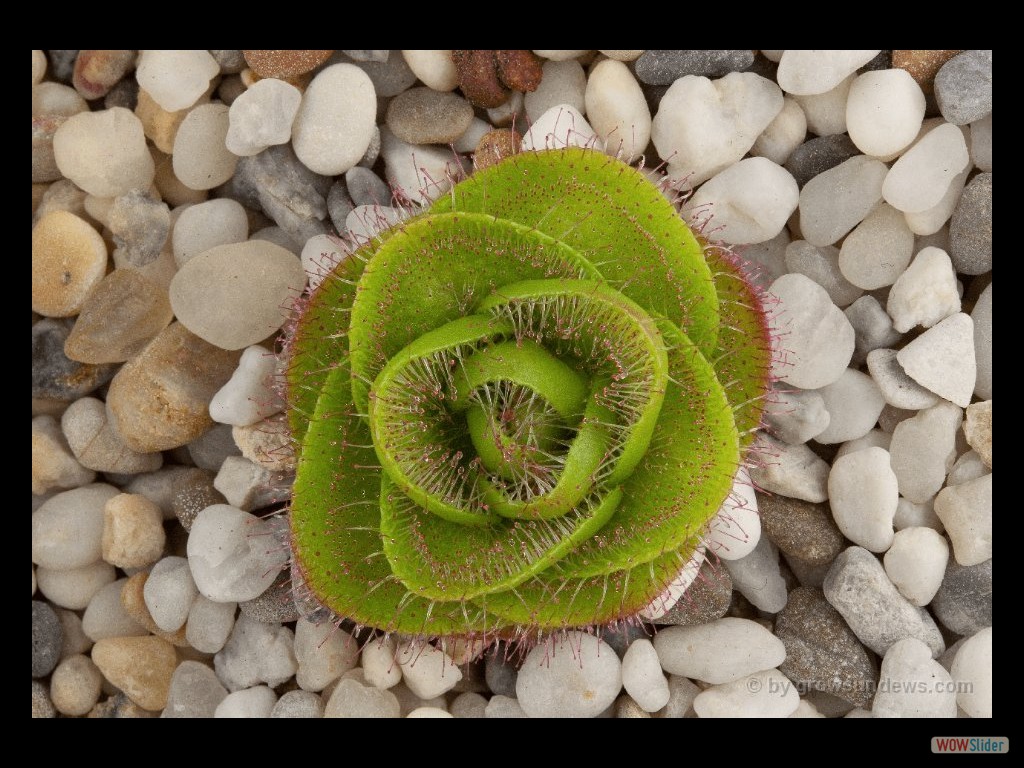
left=33, top=483, right=119, bottom=570
left=172, top=198, right=249, bottom=267
left=346, top=166, right=391, bottom=208
left=889, top=401, right=963, bottom=504
left=214, top=615, right=297, bottom=691
left=214, top=686, right=278, bottom=718
left=106, top=191, right=169, bottom=269
left=120, top=572, right=189, bottom=646
left=693, top=668, right=799, bottom=718
left=971, top=112, right=992, bottom=171
left=793, top=74, right=854, bottom=136
left=53, top=107, right=154, bottom=200
left=269, top=690, right=323, bottom=718
left=524, top=59, right=587, bottom=122
left=404, top=706, right=452, bottom=719
left=704, top=469, right=760, bottom=561
left=883, top=123, right=970, bottom=214
left=92, top=635, right=176, bottom=711
left=652, top=72, right=783, bottom=187
left=184, top=595, right=235, bottom=654
left=395, top=643, right=463, bottom=700
left=32, top=415, right=95, bottom=496
left=893, top=50, right=962, bottom=92
left=964, top=401, right=992, bottom=469
left=33, top=320, right=116, bottom=401
left=763, top=388, right=829, bottom=445
left=381, top=128, right=461, bottom=204
left=345, top=204, right=408, bottom=243
left=101, top=494, right=165, bottom=569
left=143, top=556, right=198, bottom=633
left=347, top=49, right=415, bottom=97
left=904, top=163, right=969, bottom=236
left=225, top=78, right=301, bottom=157
left=61, top=397, right=163, bottom=475
left=783, top=134, right=859, bottom=189
left=34, top=179, right=89, bottom=224
left=107, top=322, right=240, bottom=452
left=653, top=617, right=785, bottom=684
left=815, top=369, right=886, bottom=444
left=867, top=349, right=940, bottom=410
left=935, top=50, right=992, bottom=125
left=516, top=633, right=621, bottom=718
left=886, top=247, right=960, bottom=334
left=81, top=579, right=146, bottom=641
left=883, top=527, right=949, bottom=607
left=294, top=618, right=359, bottom=692
left=33, top=81, right=88, bottom=119
left=172, top=103, right=238, bottom=191
left=824, top=546, right=944, bottom=657
left=724, top=534, right=788, bottom=612
left=301, top=233, right=348, bottom=289
left=57, top=609, right=91, bottom=665
left=776, top=50, right=880, bottom=96
left=190, top=424, right=242, bottom=473
left=844, top=295, right=902, bottom=366
left=972, top=284, right=991, bottom=400
left=751, top=97, right=806, bottom=166
left=520, top=103, right=601, bottom=152
left=401, top=50, right=457, bottom=91
left=134, top=87, right=197, bottom=155
left=33, top=49, right=47, bottom=84
left=388, top=678, right=449, bottom=716
left=37, top=561, right=116, bottom=610
left=31, top=211, right=107, bottom=318
left=846, top=69, right=925, bottom=158
left=785, top=241, right=862, bottom=308
left=209, top=345, right=280, bottom=428
left=799, top=156, right=887, bottom=246
left=212, top=455, right=284, bottom=511
left=161, top=660, right=229, bottom=718
left=188, top=504, right=289, bottom=603
left=65, top=269, right=174, bottom=364
left=32, top=600, right=64, bottom=678
left=326, top=181, right=355, bottom=233
left=933, top=558, right=992, bottom=637
left=749, top=434, right=830, bottom=502
left=683, top=157, right=798, bottom=245
left=640, top=548, right=705, bottom=621
left=896, top=313, right=976, bottom=407
left=828, top=448, right=898, bottom=552
left=362, top=637, right=402, bottom=690
left=768, top=273, right=854, bottom=390
left=838, top=203, right=915, bottom=291
left=136, top=50, right=218, bottom=112
left=654, top=674, right=700, bottom=718
left=757, top=492, right=845, bottom=567
left=635, top=50, right=753, bottom=85
left=951, top=627, right=992, bottom=717
left=484, top=649, right=518, bottom=697
left=789, top=699, right=825, bottom=718
left=35, top=113, right=71, bottom=182
left=50, top=654, right=103, bottom=716
left=948, top=450, right=988, bottom=488
left=873, top=637, right=957, bottom=718
left=949, top=172, right=992, bottom=275
left=386, top=86, right=473, bottom=147
left=293, top=64, right=377, bottom=176
left=894, top=497, right=943, bottom=534
left=934, top=473, right=992, bottom=567
left=486, top=90, right=524, bottom=127
left=585, top=59, right=651, bottom=161
left=450, top=692, right=488, bottom=719
left=775, top=586, right=877, bottom=707
left=324, top=678, right=401, bottom=718
left=170, top=240, right=305, bottom=351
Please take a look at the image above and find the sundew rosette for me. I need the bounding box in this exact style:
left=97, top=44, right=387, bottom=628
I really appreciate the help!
left=286, top=148, right=771, bottom=639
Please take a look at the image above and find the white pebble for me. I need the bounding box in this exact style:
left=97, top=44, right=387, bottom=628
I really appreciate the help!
left=585, top=59, right=651, bottom=162
left=32, top=484, right=119, bottom=570
left=799, top=155, right=887, bottom=246
left=776, top=50, right=881, bottom=96
left=621, top=639, right=670, bottom=713
left=401, top=50, right=458, bottom=91
left=751, top=97, right=806, bottom=165
left=694, top=669, right=800, bottom=718
left=750, top=434, right=829, bottom=502
left=294, top=618, right=359, bottom=692
left=951, top=627, right=992, bottom=718
left=407, top=707, right=453, bottom=718
left=172, top=198, right=249, bottom=268
left=784, top=241, right=862, bottom=308
left=226, top=78, right=302, bottom=157
left=814, top=368, right=886, bottom=444
left=889, top=401, right=963, bottom=503
left=520, top=104, right=601, bottom=152
left=683, top=157, right=798, bottom=244
left=794, top=75, right=853, bottom=136
left=214, top=615, right=297, bottom=691
left=653, top=617, right=786, bottom=684
left=36, top=561, right=115, bottom=610
left=344, top=204, right=408, bottom=244
left=874, top=638, right=957, bottom=718
left=764, top=388, right=830, bottom=445
left=81, top=579, right=147, bottom=641
left=209, top=345, right=281, bottom=427
left=172, top=103, right=238, bottom=191
left=452, top=117, right=492, bottom=154
left=380, top=128, right=460, bottom=204
left=484, top=695, right=528, bottom=718
left=652, top=72, right=783, bottom=187
left=214, top=686, right=278, bottom=718
left=866, top=349, right=940, bottom=410
left=894, top=497, right=944, bottom=534
left=136, top=50, right=219, bottom=112
left=143, top=556, right=198, bottom=632
left=828, top=447, right=898, bottom=552
left=362, top=637, right=402, bottom=689
left=724, top=535, right=788, bottom=612
left=533, top=50, right=590, bottom=61
left=948, top=450, right=988, bottom=487
left=32, top=49, right=46, bottom=85
left=884, top=527, right=949, bottom=606
left=516, top=632, right=621, bottom=718
left=935, top=474, right=992, bottom=566
left=705, top=469, right=761, bottom=560
left=187, top=504, right=289, bottom=603
left=886, top=247, right=960, bottom=333
left=838, top=203, right=915, bottom=290
left=835, top=428, right=891, bottom=459
left=525, top=60, right=586, bottom=122
left=272, top=689, right=324, bottom=718
left=769, top=273, right=854, bottom=390
left=846, top=69, right=925, bottom=158
left=324, top=678, right=400, bottom=718
left=896, top=313, right=976, bottom=407
left=395, top=643, right=462, bottom=700
left=186, top=594, right=236, bottom=654
left=905, top=166, right=969, bottom=236
left=293, top=64, right=377, bottom=176
left=883, top=123, right=971, bottom=213
left=53, top=108, right=155, bottom=198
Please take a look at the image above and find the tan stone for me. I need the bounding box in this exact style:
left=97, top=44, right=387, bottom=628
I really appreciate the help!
left=102, top=494, right=166, bottom=568
left=91, top=636, right=177, bottom=711
left=32, top=211, right=108, bottom=317
left=120, top=573, right=189, bottom=647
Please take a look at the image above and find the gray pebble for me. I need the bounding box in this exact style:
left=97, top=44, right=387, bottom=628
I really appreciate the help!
left=161, top=660, right=228, bottom=718
left=343, top=50, right=389, bottom=63
left=931, top=558, right=992, bottom=637
left=326, top=181, right=354, bottom=234
left=47, top=50, right=78, bottom=83
left=757, top=491, right=846, bottom=567
left=784, top=134, right=860, bottom=188
left=32, top=681, right=57, bottom=718
left=104, top=79, right=137, bottom=111
left=598, top=622, right=650, bottom=657
left=32, top=319, right=115, bottom=401
left=859, top=50, right=892, bottom=72
left=386, top=87, right=474, bottom=145
left=352, top=50, right=417, bottom=97
left=239, top=569, right=301, bottom=624
left=935, top=50, right=992, bottom=125
left=170, top=468, right=226, bottom=532
left=188, top=423, right=241, bottom=473
left=484, top=646, right=519, bottom=697
left=108, top=190, right=170, bottom=268
left=655, top=559, right=732, bottom=626
left=209, top=50, right=246, bottom=74
left=88, top=693, right=155, bottom=718
left=634, top=50, right=754, bottom=84
left=346, top=166, right=391, bottom=208
left=32, top=600, right=64, bottom=678
left=949, top=172, right=991, bottom=275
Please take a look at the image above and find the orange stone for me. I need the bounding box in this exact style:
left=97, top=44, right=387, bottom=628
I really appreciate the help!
left=243, top=50, right=334, bottom=79
left=892, top=50, right=963, bottom=92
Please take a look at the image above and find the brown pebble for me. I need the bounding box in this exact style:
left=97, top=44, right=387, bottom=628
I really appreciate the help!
left=243, top=50, right=333, bottom=79
left=32, top=211, right=108, bottom=318
left=73, top=50, right=136, bottom=101
left=120, top=573, right=189, bottom=647
left=91, top=635, right=177, bottom=711
left=892, top=50, right=963, bottom=93
left=102, top=493, right=166, bottom=569
left=453, top=50, right=509, bottom=108
left=475, top=129, right=521, bottom=170
left=494, top=50, right=543, bottom=93
left=385, top=87, right=474, bottom=145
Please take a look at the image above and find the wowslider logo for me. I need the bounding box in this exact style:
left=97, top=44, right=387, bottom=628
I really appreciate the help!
left=932, top=738, right=1008, bottom=754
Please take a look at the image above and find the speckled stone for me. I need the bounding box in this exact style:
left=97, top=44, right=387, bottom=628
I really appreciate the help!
left=949, top=172, right=992, bottom=276
left=756, top=491, right=847, bottom=567
left=32, top=319, right=115, bottom=401
left=243, top=50, right=334, bottom=79
left=634, top=50, right=754, bottom=84
left=784, top=133, right=860, bottom=188
left=239, top=569, right=301, bottom=624
left=652, top=558, right=732, bottom=626
left=32, top=600, right=64, bottom=678
left=931, top=558, right=992, bottom=637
